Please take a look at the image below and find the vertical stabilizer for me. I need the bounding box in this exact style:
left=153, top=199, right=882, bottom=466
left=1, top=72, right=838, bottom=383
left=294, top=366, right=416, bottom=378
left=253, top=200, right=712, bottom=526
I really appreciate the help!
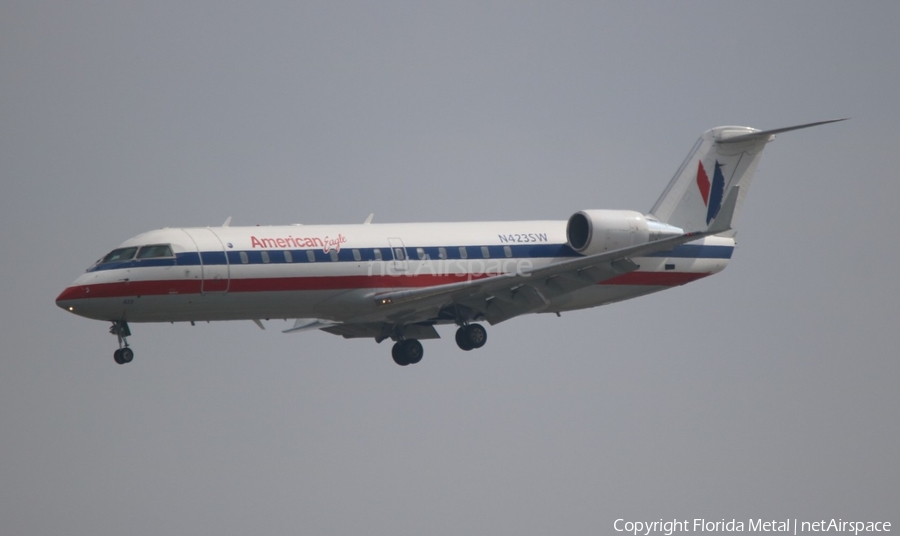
left=649, top=126, right=768, bottom=233
left=649, top=119, right=845, bottom=233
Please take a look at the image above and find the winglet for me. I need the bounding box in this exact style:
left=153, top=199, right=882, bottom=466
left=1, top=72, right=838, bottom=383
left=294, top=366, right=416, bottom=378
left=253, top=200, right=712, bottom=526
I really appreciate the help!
left=222, top=216, right=233, bottom=227
left=363, top=213, right=375, bottom=225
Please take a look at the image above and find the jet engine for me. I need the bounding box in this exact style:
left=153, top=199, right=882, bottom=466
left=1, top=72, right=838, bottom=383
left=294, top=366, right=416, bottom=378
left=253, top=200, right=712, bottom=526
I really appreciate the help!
left=566, top=210, right=683, bottom=255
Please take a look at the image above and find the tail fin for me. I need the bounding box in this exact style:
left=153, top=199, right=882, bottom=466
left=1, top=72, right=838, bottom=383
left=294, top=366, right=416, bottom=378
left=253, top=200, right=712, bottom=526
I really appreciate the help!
left=649, top=120, right=846, bottom=233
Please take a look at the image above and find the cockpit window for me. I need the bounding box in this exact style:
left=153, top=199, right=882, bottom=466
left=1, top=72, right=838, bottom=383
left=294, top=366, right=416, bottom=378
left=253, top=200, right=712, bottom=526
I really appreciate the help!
left=100, top=247, right=138, bottom=264
left=136, top=244, right=174, bottom=259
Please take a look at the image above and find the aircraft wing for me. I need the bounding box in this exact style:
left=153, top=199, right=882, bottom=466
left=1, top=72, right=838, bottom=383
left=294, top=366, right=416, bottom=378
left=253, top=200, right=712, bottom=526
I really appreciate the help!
left=370, top=229, right=713, bottom=326
left=289, top=180, right=741, bottom=338
left=368, top=183, right=742, bottom=327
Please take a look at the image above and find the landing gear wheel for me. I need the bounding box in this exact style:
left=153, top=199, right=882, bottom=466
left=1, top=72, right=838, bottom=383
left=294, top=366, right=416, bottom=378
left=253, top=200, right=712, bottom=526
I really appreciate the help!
left=392, top=339, right=424, bottom=366
left=466, top=324, right=487, bottom=349
left=403, top=339, right=424, bottom=364
left=456, top=324, right=487, bottom=351
left=456, top=327, right=474, bottom=351
left=114, top=347, right=134, bottom=365
left=392, top=342, right=409, bottom=366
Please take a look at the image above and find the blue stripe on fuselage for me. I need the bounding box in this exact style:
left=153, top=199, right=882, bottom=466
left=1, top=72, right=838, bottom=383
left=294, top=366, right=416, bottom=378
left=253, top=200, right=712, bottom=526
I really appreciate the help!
left=86, top=243, right=732, bottom=272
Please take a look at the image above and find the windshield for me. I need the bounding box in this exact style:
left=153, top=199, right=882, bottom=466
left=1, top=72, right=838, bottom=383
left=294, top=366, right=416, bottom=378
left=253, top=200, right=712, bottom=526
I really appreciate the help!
left=100, top=247, right=138, bottom=264
left=136, top=244, right=173, bottom=259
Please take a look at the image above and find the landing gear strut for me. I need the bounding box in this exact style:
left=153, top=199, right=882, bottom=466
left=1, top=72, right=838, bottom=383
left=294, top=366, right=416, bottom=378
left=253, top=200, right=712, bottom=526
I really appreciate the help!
left=455, top=323, right=487, bottom=351
left=110, top=321, right=134, bottom=365
left=391, top=339, right=424, bottom=366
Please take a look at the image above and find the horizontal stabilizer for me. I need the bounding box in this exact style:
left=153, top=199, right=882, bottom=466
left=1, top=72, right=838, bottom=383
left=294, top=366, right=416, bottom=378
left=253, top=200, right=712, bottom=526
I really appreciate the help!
left=718, top=118, right=848, bottom=143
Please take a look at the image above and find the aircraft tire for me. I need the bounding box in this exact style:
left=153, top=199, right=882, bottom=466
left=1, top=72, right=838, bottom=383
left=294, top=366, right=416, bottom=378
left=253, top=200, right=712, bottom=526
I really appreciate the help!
left=456, top=324, right=487, bottom=350
left=455, top=327, right=474, bottom=351
left=114, top=348, right=134, bottom=365
left=392, top=342, right=409, bottom=366
left=466, top=324, right=487, bottom=349
left=403, top=339, right=424, bottom=364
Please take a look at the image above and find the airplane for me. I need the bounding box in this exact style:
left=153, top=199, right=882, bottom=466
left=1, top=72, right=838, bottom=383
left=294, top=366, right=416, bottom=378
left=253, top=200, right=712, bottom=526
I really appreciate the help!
left=56, top=120, right=844, bottom=366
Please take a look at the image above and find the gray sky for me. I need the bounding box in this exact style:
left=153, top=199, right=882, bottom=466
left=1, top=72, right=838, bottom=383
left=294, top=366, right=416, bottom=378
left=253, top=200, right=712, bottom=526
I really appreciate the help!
left=2, top=2, right=898, bottom=534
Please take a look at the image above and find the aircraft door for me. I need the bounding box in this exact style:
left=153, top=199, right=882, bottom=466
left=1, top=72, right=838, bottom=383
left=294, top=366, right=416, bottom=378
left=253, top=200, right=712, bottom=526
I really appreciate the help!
left=387, top=237, right=408, bottom=273
left=182, top=228, right=230, bottom=293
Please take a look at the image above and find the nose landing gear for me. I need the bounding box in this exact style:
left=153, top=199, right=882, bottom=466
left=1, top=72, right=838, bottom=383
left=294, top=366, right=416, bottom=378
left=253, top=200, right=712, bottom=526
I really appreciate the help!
left=114, top=347, right=134, bottom=365
left=110, top=321, right=134, bottom=365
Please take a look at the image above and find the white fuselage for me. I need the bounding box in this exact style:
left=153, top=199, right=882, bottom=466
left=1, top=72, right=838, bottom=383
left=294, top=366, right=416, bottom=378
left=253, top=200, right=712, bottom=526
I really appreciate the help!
left=56, top=221, right=734, bottom=325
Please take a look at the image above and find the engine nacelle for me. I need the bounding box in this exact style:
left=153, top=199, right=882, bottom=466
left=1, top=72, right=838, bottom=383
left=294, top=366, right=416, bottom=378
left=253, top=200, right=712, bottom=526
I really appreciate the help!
left=566, top=210, right=683, bottom=255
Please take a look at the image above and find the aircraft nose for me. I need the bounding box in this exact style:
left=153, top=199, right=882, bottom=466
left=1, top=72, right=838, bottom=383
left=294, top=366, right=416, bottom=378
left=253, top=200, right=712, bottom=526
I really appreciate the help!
left=56, top=285, right=85, bottom=312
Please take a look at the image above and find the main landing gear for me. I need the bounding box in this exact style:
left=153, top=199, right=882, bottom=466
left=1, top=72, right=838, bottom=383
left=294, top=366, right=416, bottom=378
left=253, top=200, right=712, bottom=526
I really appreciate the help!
left=391, top=339, right=424, bottom=366
left=110, top=320, right=134, bottom=365
left=455, top=323, right=487, bottom=351
left=389, top=323, right=488, bottom=366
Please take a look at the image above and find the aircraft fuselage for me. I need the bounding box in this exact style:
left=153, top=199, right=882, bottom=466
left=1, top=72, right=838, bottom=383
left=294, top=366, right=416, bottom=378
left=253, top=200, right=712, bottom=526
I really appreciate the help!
left=56, top=221, right=733, bottom=325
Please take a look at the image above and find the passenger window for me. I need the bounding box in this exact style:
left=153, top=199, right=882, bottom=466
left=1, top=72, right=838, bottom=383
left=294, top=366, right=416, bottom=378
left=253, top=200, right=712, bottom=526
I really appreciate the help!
left=101, top=247, right=138, bottom=264
left=329, top=250, right=339, bottom=261
left=394, top=248, right=405, bottom=260
left=481, top=246, right=490, bottom=258
left=306, top=250, right=316, bottom=262
left=284, top=251, right=293, bottom=263
left=438, top=247, right=447, bottom=260
left=136, top=244, right=173, bottom=259
left=261, top=251, right=270, bottom=263
left=374, top=249, right=383, bottom=261
left=459, top=247, right=468, bottom=259
left=239, top=252, right=249, bottom=264
left=416, top=247, right=426, bottom=260
left=352, top=249, right=362, bottom=261
left=503, top=246, right=512, bottom=258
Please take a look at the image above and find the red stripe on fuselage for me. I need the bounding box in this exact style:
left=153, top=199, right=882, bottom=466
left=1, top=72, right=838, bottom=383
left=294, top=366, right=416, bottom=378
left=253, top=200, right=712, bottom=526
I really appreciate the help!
left=56, top=280, right=202, bottom=301
left=56, top=271, right=710, bottom=303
